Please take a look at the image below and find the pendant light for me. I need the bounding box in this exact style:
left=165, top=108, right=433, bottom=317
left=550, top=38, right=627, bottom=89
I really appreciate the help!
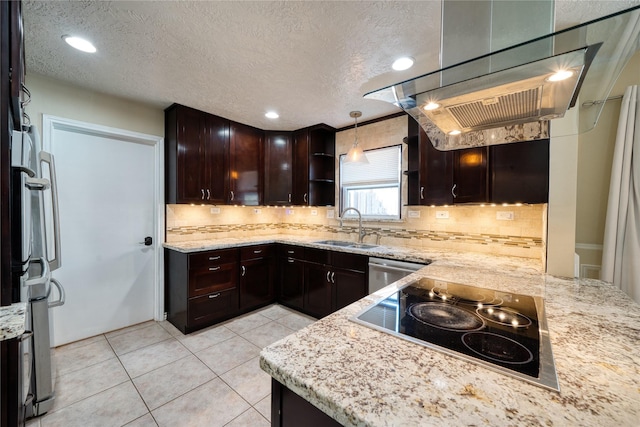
left=345, top=111, right=368, bottom=164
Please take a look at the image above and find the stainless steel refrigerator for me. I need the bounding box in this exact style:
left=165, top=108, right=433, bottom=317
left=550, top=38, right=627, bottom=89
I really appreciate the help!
left=11, top=124, right=65, bottom=419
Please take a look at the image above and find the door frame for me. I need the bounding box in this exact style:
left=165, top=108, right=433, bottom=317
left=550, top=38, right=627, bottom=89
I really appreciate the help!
left=42, top=114, right=165, bottom=321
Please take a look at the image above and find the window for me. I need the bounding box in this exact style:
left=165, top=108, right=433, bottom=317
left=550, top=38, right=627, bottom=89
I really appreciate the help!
left=339, top=145, right=402, bottom=220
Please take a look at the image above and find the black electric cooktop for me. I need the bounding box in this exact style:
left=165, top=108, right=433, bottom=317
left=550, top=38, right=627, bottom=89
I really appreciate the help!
left=351, top=277, right=559, bottom=391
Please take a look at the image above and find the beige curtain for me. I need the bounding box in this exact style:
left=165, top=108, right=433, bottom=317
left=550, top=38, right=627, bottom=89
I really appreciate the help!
left=602, top=85, right=640, bottom=304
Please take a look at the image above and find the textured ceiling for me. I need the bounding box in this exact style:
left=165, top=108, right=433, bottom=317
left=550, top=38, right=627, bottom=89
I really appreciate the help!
left=23, top=0, right=639, bottom=130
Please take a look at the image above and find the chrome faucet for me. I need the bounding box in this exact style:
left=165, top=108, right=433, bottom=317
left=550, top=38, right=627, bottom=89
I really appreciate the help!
left=340, top=207, right=365, bottom=243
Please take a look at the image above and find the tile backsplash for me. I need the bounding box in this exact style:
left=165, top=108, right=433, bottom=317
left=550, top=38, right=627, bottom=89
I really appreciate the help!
left=166, top=204, right=547, bottom=263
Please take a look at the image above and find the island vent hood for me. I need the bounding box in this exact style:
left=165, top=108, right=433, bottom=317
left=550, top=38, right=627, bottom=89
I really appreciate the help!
left=364, top=4, right=640, bottom=151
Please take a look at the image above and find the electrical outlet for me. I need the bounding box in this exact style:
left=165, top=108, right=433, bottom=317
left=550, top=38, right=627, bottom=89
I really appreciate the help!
left=408, top=210, right=420, bottom=218
left=326, top=210, right=335, bottom=219
left=435, top=210, right=449, bottom=219
left=210, top=207, right=220, bottom=214
left=286, top=209, right=294, bottom=215
left=496, top=211, right=514, bottom=220
left=253, top=208, right=261, bottom=214
left=311, top=209, right=318, bottom=216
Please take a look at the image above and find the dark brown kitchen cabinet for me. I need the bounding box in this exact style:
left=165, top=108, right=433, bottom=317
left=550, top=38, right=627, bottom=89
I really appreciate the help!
left=239, top=245, right=275, bottom=311
left=229, top=122, right=264, bottom=205
left=406, top=117, right=548, bottom=205
left=165, top=248, right=239, bottom=334
left=264, top=131, right=293, bottom=205
left=165, top=104, right=229, bottom=204
left=303, top=249, right=367, bottom=318
left=307, top=125, right=336, bottom=206
left=292, top=129, right=310, bottom=205
left=490, top=139, right=549, bottom=204
left=278, top=245, right=305, bottom=311
left=406, top=120, right=453, bottom=206
left=453, top=147, right=488, bottom=204
left=272, top=379, right=341, bottom=427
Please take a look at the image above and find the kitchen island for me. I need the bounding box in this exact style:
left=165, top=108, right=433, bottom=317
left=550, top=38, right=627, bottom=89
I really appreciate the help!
left=259, top=262, right=640, bottom=426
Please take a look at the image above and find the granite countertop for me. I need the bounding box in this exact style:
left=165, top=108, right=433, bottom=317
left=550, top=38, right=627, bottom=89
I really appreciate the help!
left=260, top=264, right=640, bottom=426
left=0, top=302, right=28, bottom=341
left=163, top=236, right=544, bottom=279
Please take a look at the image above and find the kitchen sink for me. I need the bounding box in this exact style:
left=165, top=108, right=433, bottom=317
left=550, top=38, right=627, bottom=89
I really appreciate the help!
left=314, top=240, right=378, bottom=250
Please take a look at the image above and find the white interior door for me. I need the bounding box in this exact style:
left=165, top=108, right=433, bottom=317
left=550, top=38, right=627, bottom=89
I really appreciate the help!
left=44, top=117, right=162, bottom=346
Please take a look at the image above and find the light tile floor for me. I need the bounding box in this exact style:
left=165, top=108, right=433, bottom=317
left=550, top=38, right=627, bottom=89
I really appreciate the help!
left=26, top=304, right=315, bottom=427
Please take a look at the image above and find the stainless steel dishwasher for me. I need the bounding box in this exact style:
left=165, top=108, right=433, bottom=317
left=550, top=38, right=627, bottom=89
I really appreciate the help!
left=368, top=257, right=429, bottom=294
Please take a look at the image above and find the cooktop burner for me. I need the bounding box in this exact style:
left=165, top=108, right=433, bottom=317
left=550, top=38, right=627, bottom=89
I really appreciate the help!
left=351, top=277, right=559, bottom=391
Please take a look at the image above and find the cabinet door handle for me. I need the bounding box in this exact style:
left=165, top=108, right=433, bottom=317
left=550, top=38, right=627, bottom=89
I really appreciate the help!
left=230, top=191, right=235, bottom=201
left=209, top=256, right=221, bottom=261
left=326, top=271, right=331, bottom=283
left=288, top=193, right=292, bottom=203
left=253, top=250, right=262, bottom=254
left=420, top=186, right=424, bottom=200
left=208, top=293, right=221, bottom=299
left=331, top=272, right=335, bottom=284
left=241, top=265, right=246, bottom=276
left=452, top=184, right=457, bottom=198
left=303, top=193, right=307, bottom=203
left=209, top=266, right=220, bottom=271
left=287, top=250, right=295, bottom=254
left=206, top=189, right=211, bottom=200
left=201, top=189, right=205, bottom=200
left=288, top=258, right=295, bottom=263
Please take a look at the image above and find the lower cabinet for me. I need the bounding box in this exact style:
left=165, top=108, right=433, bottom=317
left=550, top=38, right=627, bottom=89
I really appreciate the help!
left=166, top=244, right=368, bottom=333
left=278, top=245, right=305, bottom=311
left=239, top=245, right=275, bottom=311
left=303, top=248, right=368, bottom=319
left=165, top=248, right=240, bottom=334
left=271, top=379, right=341, bottom=427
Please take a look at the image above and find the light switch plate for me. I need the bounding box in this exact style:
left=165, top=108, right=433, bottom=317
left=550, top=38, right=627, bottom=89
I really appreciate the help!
left=326, top=210, right=335, bottom=219
left=286, top=209, right=294, bottom=215
left=436, top=210, right=449, bottom=219
left=253, top=208, right=261, bottom=214
left=408, top=210, right=421, bottom=218
left=210, top=207, right=221, bottom=214
left=496, top=211, right=514, bottom=220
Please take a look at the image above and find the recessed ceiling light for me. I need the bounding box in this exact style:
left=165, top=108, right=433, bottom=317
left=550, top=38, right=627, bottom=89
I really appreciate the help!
left=546, top=70, right=573, bottom=82
left=265, top=111, right=279, bottom=119
left=423, top=102, right=440, bottom=111
left=62, top=35, right=97, bottom=53
left=448, top=130, right=462, bottom=135
left=392, top=57, right=414, bottom=71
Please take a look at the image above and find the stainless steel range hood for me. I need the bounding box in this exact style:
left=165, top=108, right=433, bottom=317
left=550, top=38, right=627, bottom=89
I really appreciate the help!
left=364, top=6, right=640, bottom=151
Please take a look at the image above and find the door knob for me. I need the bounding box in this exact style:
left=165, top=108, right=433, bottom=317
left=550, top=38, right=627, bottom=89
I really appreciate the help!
left=139, top=236, right=152, bottom=246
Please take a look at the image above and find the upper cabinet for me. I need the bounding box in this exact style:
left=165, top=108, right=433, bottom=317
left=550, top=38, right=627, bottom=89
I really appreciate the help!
left=407, top=118, right=549, bottom=205
left=229, top=122, right=263, bottom=206
left=263, top=125, right=336, bottom=207
left=166, top=104, right=263, bottom=205
left=291, top=129, right=310, bottom=205
left=165, top=104, right=229, bottom=204
left=307, top=124, right=336, bottom=206
left=166, top=104, right=335, bottom=207
left=264, top=131, right=293, bottom=205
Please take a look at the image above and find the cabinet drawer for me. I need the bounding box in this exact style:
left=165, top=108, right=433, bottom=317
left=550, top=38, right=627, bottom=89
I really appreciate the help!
left=305, top=247, right=331, bottom=265
left=240, top=244, right=274, bottom=260
left=331, top=251, right=368, bottom=273
left=279, top=244, right=304, bottom=259
left=189, top=249, right=238, bottom=269
left=188, top=288, right=239, bottom=327
left=189, top=262, right=237, bottom=297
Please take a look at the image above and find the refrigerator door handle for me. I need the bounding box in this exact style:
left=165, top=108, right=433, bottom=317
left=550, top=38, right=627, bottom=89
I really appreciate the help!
left=24, top=257, right=51, bottom=287
left=48, top=278, right=66, bottom=308
left=39, top=151, right=62, bottom=270
left=25, top=177, right=50, bottom=191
